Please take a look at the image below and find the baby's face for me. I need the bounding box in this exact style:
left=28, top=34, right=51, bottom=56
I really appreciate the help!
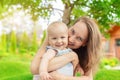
left=48, top=26, right=68, bottom=50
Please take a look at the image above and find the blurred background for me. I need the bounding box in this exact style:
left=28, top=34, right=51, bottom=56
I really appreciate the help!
left=0, top=0, right=120, bottom=80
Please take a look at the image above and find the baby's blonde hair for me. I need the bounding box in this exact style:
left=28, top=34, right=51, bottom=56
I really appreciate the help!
left=47, top=21, right=68, bottom=35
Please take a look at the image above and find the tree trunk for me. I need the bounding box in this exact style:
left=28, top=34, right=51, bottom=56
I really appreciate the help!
left=62, top=3, right=72, bottom=25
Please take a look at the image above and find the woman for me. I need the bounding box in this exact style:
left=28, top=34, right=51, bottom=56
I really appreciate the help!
left=30, top=16, right=101, bottom=80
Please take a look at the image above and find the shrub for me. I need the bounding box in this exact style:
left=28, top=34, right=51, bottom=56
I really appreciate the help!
left=100, top=57, right=119, bottom=69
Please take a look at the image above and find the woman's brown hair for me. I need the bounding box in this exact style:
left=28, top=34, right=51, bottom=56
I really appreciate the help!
left=73, top=17, right=101, bottom=74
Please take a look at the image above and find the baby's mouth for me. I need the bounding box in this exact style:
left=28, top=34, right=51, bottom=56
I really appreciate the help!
left=56, top=44, right=63, bottom=47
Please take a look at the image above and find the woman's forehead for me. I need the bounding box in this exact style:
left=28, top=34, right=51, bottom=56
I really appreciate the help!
left=71, top=21, right=88, bottom=39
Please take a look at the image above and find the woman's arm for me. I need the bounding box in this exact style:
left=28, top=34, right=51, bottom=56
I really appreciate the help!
left=39, top=49, right=57, bottom=80
left=31, top=35, right=78, bottom=74
left=30, top=42, right=78, bottom=74
left=39, top=49, right=56, bottom=73
left=50, top=69, right=93, bottom=80
left=30, top=37, right=48, bottom=74
left=48, top=52, right=78, bottom=72
left=31, top=49, right=78, bottom=74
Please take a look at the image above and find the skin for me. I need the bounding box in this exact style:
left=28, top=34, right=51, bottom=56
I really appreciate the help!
left=68, top=21, right=88, bottom=49
left=39, top=23, right=78, bottom=80
left=48, top=21, right=93, bottom=80
left=48, top=24, right=68, bottom=50
left=31, top=21, right=93, bottom=80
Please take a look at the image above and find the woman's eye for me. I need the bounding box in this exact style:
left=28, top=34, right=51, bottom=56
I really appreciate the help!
left=79, top=37, right=83, bottom=42
left=61, top=37, right=65, bottom=39
left=77, top=37, right=83, bottom=42
left=71, top=29, right=75, bottom=34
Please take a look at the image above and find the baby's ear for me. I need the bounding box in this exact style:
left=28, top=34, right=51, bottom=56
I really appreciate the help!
left=48, top=41, right=50, bottom=45
left=48, top=42, right=50, bottom=45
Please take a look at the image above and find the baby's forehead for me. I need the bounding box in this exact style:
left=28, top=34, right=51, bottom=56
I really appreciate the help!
left=50, top=28, right=68, bottom=34
left=55, top=24, right=67, bottom=29
left=48, top=27, right=68, bottom=35
left=48, top=24, right=68, bottom=32
left=49, top=31, right=68, bottom=37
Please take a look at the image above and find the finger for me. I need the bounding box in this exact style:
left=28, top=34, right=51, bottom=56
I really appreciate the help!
left=48, top=76, right=53, bottom=80
left=46, top=76, right=51, bottom=80
left=42, top=76, right=45, bottom=80
left=50, top=78, right=54, bottom=80
left=44, top=76, right=47, bottom=80
left=40, top=75, right=44, bottom=80
left=40, top=77, right=43, bottom=80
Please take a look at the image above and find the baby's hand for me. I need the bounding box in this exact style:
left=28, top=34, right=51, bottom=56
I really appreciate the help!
left=40, top=72, right=53, bottom=80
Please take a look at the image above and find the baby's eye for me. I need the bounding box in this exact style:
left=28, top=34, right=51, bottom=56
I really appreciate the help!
left=52, top=38, right=57, bottom=40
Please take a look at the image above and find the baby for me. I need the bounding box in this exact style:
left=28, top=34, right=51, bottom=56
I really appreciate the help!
left=33, top=21, right=83, bottom=80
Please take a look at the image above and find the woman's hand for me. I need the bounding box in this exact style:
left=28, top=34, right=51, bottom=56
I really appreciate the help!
left=48, top=52, right=78, bottom=72
left=75, top=64, right=84, bottom=76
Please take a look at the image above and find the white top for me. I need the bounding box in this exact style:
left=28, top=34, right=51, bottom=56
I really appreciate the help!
left=46, top=46, right=73, bottom=76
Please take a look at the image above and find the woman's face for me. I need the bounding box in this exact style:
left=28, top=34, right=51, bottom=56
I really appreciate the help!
left=68, top=21, right=88, bottom=49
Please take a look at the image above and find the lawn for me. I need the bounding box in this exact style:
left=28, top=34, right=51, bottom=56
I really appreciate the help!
left=0, top=54, right=33, bottom=80
left=94, top=69, right=120, bottom=80
left=0, top=54, right=120, bottom=80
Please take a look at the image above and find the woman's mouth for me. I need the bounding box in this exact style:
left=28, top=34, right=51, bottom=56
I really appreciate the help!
left=68, top=43, right=74, bottom=46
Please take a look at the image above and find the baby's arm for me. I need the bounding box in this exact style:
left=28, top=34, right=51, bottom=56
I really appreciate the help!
left=39, top=49, right=57, bottom=80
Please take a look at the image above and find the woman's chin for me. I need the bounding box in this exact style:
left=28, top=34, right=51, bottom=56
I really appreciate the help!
left=68, top=45, right=74, bottom=49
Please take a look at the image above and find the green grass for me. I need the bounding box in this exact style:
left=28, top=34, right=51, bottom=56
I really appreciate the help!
left=0, top=54, right=120, bottom=80
left=0, top=54, right=33, bottom=80
left=94, top=69, right=120, bottom=80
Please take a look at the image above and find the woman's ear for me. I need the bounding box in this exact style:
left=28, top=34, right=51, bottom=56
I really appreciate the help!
left=82, top=42, right=86, bottom=47
left=82, top=41, right=87, bottom=47
left=82, top=44, right=86, bottom=47
left=82, top=38, right=88, bottom=47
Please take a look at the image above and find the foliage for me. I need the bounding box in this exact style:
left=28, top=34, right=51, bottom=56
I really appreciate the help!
left=100, top=57, right=119, bottom=69
left=19, top=31, right=30, bottom=53
left=9, top=31, right=17, bottom=53
left=0, top=0, right=53, bottom=21
left=1, top=0, right=120, bottom=37
left=40, top=30, right=47, bottom=46
left=0, top=32, right=7, bottom=52
left=0, top=30, right=39, bottom=56
left=31, top=29, right=38, bottom=51
left=62, top=0, right=120, bottom=37
left=88, top=0, right=120, bottom=37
